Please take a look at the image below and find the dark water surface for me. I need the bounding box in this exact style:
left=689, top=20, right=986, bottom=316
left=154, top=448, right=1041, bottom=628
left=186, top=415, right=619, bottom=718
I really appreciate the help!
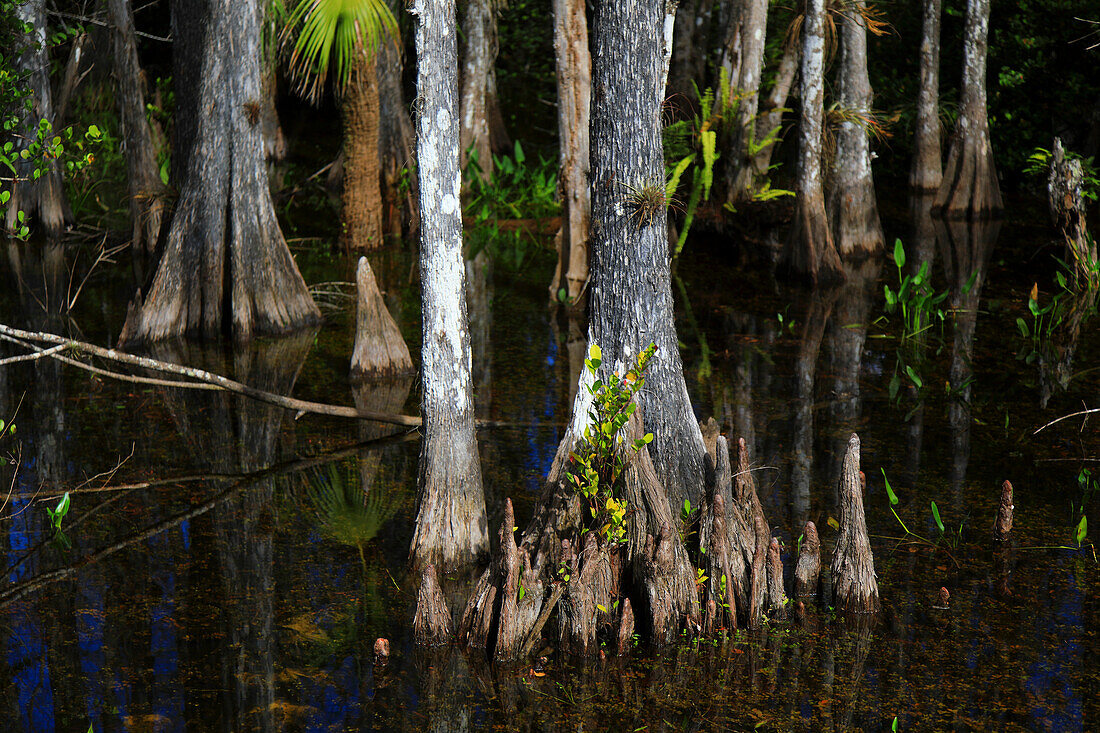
left=2, top=197, right=1099, bottom=731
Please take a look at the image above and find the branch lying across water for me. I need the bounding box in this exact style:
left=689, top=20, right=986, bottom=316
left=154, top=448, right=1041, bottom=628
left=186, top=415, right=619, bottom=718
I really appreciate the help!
left=0, top=324, right=553, bottom=429
left=1033, top=405, right=1097, bottom=435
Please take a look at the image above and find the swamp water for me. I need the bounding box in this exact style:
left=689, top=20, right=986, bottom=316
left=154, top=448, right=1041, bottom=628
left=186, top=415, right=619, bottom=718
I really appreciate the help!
left=1, top=197, right=1098, bottom=731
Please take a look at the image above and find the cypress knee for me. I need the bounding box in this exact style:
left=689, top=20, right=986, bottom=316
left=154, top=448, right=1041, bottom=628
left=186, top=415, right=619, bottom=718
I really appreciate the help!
left=830, top=434, right=879, bottom=613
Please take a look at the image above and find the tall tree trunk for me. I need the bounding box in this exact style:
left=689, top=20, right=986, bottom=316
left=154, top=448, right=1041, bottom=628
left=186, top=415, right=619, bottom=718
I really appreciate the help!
left=120, top=0, right=320, bottom=344
left=455, top=0, right=705, bottom=657
left=780, top=0, right=842, bottom=284
left=933, top=0, right=1002, bottom=219
left=107, top=0, right=168, bottom=258
left=343, top=55, right=385, bottom=251
left=377, top=0, right=418, bottom=237
left=549, top=0, right=591, bottom=304
left=751, top=41, right=799, bottom=177
left=459, top=0, right=497, bottom=180
left=828, top=1, right=883, bottom=259
left=409, top=0, right=489, bottom=571
left=4, top=0, right=70, bottom=236
left=910, top=0, right=943, bottom=191
left=723, top=0, right=769, bottom=203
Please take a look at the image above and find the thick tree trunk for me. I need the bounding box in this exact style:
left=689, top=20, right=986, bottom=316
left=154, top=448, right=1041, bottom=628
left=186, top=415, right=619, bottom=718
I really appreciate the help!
left=107, top=0, right=168, bottom=257
left=4, top=0, right=70, bottom=236
left=828, top=1, right=883, bottom=259
left=377, top=0, right=418, bottom=237
left=120, top=0, right=320, bottom=343
left=549, top=0, right=592, bottom=304
left=459, top=0, right=497, bottom=180
left=780, top=0, right=842, bottom=285
left=409, top=0, right=489, bottom=571
left=456, top=0, right=707, bottom=658
left=723, top=0, right=769, bottom=203
left=933, top=0, right=1002, bottom=219
left=910, top=0, right=943, bottom=191
left=343, top=55, right=385, bottom=251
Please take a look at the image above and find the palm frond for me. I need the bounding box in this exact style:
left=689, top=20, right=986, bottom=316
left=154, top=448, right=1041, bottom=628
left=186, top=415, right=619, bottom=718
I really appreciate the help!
left=284, top=0, right=400, bottom=103
left=305, top=460, right=406, bottom=547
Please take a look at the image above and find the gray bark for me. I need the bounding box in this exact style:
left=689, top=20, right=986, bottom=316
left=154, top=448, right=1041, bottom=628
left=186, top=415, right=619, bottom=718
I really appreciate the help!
left=120, top=0, right=320, bottom=343
left=910, top=0, right=943, bottom=190
left=828, top=2, right=883, bottom=259
left=377, top=0, right=418, bottom=235
left=459, top=0, right=497, bottom=180
left=781, top=0, right=842, bottom=284
left=107, top=0, right=168, bottom=257
left=751, top=41, right=799, bottom=177
left=830, top=434, right=879, bottom=614
left=409, top=0, right=489, bottom=571
left=549, top=0, right=592, bottom=303
left=723, top=0, right=769, bottom=202
left=4, top=0, right=69, bottom=236
left=933, top=0, right=1002, bottom=218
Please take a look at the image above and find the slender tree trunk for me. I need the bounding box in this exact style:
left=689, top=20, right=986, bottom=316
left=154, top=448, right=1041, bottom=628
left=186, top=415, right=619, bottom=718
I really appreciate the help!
left=828, top=1, right=883, bottom=258
left=910, top=0, right=943, bottom=191
left=120, top=0, right=320, bottom=344
left=933, top=0, right=1002, bottom=219
left=4, top=0, right=70, bottom=236
left=343, top=54, right=385, bottom=251
left=549, top=0, right=591, bottom=303
left=780, top=0, right=842, bottom=284
left=667, top=0, right=700, bottom=115
left=752, top=41, right=799, bottom=177
left=485, top=67, right=511, bottom=154
left=107, top=0, right=167, bottom=257
left=409, top=0, right=489, bottom=571
left=377, top=0, right=418, bottom=237
left=459, top=0, right=497, bottom=180
left=724, top=0, right=769, bottom=203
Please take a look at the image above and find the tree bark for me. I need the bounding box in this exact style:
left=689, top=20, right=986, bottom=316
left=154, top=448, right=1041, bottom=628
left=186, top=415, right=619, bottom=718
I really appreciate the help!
left=751, top=41, right=799, bottom=178
left=106, top=0, right=168, bottom=258
left=933, top=0, right=1002, bottom=219
left=120, top=0, right=320, bottom=344
left=830, top=434, right=879, bottom=614
left=459, top=0, right=497, bottom=180
left=1048, top=138, right=1095, bottom=282
left=408, top=0, right=489, bottom=571
left=4, top=0, right=70, bottom=236
left=780, top=0, right=842, bottom=285
left=549, top=0, right=592, bottom=304
left=350, top=256, right=414, bottom=379
left=456, top=0, right=707, bottom=658
left=909, top=0, right=943, bottom=191
left=377, top=0, right=418, bottom=237
left=828, top=1, right=883, bottom=259
left=723, top=0, right=769, bottom=203
left=343, top=54, right=385, bottom=251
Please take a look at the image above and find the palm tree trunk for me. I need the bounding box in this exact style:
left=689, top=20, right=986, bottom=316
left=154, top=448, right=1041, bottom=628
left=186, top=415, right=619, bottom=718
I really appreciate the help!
left=343, top=54, right=384, bottom=251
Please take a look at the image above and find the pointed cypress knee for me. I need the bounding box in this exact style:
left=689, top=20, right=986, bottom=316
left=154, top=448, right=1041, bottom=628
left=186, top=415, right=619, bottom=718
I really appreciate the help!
left=994, top=480, right=1013, bottom=542
left=794, top=520, right=821, bottom=599
left=766, top=537, right=788, bottom=620
left=351, top=256, right=414, bottom=379
left=617, top=597, right=635, bottom=655
left=413, top=564, right=453, bottom=646
left=830, top=434, right=880, bottom=613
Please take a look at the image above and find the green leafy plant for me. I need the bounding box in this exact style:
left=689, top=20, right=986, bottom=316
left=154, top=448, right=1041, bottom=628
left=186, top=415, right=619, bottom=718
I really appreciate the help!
left=883, top=239, right=950, bottom=343
left=881, top=470, right=962, bottom=557
left=45, top=492, right=72, bottom=550
left=1024, top=146, right=1099, bottom=203
left=566, top=342, right=656, bottom=546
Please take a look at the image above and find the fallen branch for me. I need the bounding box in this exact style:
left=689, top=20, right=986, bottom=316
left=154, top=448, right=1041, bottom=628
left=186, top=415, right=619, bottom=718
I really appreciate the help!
left=0, top=324, right=549, bottom=429
left=1033, top=405, right=1097, bottom=435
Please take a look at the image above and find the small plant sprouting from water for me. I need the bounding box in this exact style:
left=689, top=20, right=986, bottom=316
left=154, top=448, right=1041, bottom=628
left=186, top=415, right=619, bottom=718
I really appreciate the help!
left=881, top=470, right=963, bottom=557
left=567, top=342, right=657, bottom=546
left=883, top=239, right=950, bottom=343
left=46, top=492, right=72, bottom=550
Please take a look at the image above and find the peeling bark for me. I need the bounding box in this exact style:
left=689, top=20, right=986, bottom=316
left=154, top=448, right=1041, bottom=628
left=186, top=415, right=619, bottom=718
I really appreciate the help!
left=793, top=520, right=820, bottom=599
left=1048, top=138, right=1095, bottom=282
left=409, top=0, right=489, bottom=571
left=933, top=0, right=1002, bottom=219
left=414, top=564, right=454, bottom=646
left=993, top=480, right=1013, bottom=542
left=120, top=0, right=320, bottom=343
left=910, top=0, right=943, bottom=190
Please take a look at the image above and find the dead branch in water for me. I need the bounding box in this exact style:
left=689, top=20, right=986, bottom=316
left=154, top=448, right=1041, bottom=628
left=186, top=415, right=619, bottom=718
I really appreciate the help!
left=0, top=324, right=545, bottom=429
